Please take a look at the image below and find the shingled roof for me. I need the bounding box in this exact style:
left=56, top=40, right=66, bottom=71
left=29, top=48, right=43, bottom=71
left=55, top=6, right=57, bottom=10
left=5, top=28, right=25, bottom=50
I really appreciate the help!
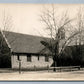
left=3, top=31, right=51, bottom=54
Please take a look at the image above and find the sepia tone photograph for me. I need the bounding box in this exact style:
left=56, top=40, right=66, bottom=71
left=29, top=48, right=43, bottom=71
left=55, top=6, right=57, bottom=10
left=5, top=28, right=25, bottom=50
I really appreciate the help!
left=0, top=3, right=84, bottom=81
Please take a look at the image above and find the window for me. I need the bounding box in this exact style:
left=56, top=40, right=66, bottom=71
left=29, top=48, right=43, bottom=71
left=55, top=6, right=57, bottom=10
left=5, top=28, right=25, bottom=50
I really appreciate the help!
left=45, top=56, right=49, bottom=62
left=27, top=54, right=31, bottom=62
left=17, top=55, right=20, bottom=60
left=38, top=55, right=39, bottom=61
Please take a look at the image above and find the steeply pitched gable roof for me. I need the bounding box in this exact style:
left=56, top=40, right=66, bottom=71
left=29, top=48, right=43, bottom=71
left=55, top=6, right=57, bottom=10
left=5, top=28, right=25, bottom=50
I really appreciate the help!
left=3, top=31, right=51, bottom=54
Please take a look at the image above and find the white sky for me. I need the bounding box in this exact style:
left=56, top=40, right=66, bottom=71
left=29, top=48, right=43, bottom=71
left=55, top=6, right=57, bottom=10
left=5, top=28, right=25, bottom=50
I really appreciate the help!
left=0, top=4, right=83, bottom=37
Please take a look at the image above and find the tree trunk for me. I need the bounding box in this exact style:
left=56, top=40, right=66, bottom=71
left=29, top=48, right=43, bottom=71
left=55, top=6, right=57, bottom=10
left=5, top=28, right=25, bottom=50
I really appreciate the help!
left=53, top=55, right=57, bottom=72
left=53, top=61, right=57, bottom=72
left=53, top=40, right=59, bottom=72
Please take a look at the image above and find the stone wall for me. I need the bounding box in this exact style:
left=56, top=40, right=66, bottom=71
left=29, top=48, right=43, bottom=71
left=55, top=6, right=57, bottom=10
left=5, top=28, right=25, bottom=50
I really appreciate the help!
left=11, top=54, right=53, bottom=70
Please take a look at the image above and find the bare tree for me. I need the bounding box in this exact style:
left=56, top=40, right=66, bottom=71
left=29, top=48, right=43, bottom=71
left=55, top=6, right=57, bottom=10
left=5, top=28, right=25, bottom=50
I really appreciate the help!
left=40, top=5, right=84, bottom=71
left=0, top=11, right=15, bottom=68
left=73, top=6, right=84, bottom=64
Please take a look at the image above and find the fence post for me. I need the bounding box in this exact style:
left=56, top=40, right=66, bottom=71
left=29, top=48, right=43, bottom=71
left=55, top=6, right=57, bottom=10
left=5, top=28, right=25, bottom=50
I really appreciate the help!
left=34, top=65, right=36, bottom=71
left=47, top=65, right=49, bottom=72
left=78, top=66, right=80, bottom=70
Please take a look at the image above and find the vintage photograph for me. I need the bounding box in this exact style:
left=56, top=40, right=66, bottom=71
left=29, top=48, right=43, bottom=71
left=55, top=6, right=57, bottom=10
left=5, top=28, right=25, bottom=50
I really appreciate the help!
left=0, top=4, right=84, bottom=81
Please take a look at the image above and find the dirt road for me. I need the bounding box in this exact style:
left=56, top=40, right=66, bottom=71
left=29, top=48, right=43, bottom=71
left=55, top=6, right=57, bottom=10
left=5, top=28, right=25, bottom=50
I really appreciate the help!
left=0, top=70, right=84, bottom=81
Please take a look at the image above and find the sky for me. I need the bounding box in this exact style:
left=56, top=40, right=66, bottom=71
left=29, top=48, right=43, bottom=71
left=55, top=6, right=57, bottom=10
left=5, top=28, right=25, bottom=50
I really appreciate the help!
left=0, top=4, right=83, bottom=37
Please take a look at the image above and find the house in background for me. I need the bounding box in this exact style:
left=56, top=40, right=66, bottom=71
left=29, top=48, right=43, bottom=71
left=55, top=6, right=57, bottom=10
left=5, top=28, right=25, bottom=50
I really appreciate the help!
left=0, top=31, right=53, bottom=70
